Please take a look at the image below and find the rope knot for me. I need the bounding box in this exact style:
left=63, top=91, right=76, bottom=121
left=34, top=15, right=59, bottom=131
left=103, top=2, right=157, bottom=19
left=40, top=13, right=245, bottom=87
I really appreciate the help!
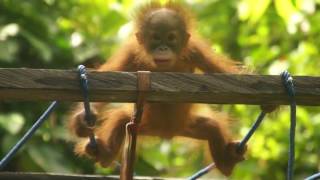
left=281, top=71, right=295, bottom=98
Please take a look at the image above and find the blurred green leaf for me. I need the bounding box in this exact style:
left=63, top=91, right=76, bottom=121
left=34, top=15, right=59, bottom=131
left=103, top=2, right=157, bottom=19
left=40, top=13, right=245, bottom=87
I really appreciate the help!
left=275, top=0, right=298, bottom=23
left=0, top=113, right=25, bottom=134
left=2, top=135, right=21, bottom=153
left=0, top=40, right=19, bottom=62
left=28, top=144, right=73, bottom=173
left=20, top=30, right=52, bottom=62
left=238, top=0, right=271, bottom=23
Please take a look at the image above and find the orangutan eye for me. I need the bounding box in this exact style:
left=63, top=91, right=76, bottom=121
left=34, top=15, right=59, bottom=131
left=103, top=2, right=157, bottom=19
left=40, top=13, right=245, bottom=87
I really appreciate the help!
left=152, top=33, right=161, bottom=41
left=168, top=33, right=176, bottom=42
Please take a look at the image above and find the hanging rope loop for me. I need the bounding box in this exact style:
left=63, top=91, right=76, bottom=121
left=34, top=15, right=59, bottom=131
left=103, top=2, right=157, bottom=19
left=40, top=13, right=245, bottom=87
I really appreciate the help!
left=126, top=122, right=138, bottom=134
left=120, top=71, right=151, bottom=180
left=77, top=65, right=97, bottom=148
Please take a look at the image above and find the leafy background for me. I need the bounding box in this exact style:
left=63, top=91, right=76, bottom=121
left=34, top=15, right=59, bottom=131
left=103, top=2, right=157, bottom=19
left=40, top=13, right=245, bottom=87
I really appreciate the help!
left=0, top=0, right=320, bottom=179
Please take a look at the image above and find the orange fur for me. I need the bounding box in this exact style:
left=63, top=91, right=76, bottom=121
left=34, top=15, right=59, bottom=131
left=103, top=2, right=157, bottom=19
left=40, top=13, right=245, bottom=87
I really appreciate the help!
left=69, top=2, right=247, bottom=176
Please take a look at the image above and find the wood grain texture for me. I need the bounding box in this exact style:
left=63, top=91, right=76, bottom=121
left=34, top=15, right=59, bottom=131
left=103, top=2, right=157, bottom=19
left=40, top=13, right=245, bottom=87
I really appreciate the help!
left=0, top=68, right=319, bottom=105
left=0, top=172, right=178, bottom=180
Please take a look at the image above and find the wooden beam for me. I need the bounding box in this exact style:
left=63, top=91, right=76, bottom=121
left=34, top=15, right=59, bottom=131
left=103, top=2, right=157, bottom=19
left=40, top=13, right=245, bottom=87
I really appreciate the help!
left=0, top=68, right=319, bottom=105
left=0, top=172, right=181, bottom=180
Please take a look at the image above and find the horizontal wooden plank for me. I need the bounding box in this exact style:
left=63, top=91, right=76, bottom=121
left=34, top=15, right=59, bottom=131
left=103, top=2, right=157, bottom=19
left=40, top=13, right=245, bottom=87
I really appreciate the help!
left=0, top=172, right=181, bottom=180
left=0, top=68, right=319, bottom=105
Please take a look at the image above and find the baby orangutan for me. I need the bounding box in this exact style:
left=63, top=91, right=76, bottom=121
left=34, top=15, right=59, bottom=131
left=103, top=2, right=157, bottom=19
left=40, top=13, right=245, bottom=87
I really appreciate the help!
left=69, top=2, right=270, bottom=176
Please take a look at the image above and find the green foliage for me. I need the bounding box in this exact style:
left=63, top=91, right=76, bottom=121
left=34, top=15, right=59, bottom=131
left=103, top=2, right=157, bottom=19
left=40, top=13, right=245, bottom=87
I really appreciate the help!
left=0, top=0, right=320, bottom=179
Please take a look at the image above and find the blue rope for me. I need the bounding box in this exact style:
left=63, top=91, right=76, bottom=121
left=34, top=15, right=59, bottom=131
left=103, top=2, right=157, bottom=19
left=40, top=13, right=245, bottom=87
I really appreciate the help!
left=281, top=71, right=296, bottom=180
left=78, top=65, right=97, bottom=148
left=0, top=101, right=58, bottom=170
left=187, top=162, right=216, bottom=180
left=188, top=111, right=267, bottom=180
left=306, top=173, right=320, bottom=180
left=237, top=111, right=267, bottom=151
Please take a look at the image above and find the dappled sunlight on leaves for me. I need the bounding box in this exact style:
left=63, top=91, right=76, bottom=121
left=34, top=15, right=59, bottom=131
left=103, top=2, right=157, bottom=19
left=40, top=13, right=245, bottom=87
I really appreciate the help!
left=0, top=113, right=25, bottom=134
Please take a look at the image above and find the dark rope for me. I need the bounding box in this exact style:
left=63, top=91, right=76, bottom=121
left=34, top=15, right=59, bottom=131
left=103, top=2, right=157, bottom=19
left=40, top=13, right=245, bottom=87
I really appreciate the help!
left=188, top=111, right=267, bottom=180
left=306, top=173, right=320, bottom=180
left=281, top=71, right=296, bottom=180
left=0, top=101, right=58, bottom=170
left=187, top=162, right=216, bottom=180
left=237, top=111, right=267, bottom=151
left=78, top=65, right=97, bottom=148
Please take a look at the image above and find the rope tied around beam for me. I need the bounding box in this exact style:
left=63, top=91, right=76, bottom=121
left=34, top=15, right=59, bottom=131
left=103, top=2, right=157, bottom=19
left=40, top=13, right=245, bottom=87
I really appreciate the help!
left=120, top=71, right=151, bottom=180
left=281, top=71, right=296, bottom=180
left=77, top=65, right=97, bottom=149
